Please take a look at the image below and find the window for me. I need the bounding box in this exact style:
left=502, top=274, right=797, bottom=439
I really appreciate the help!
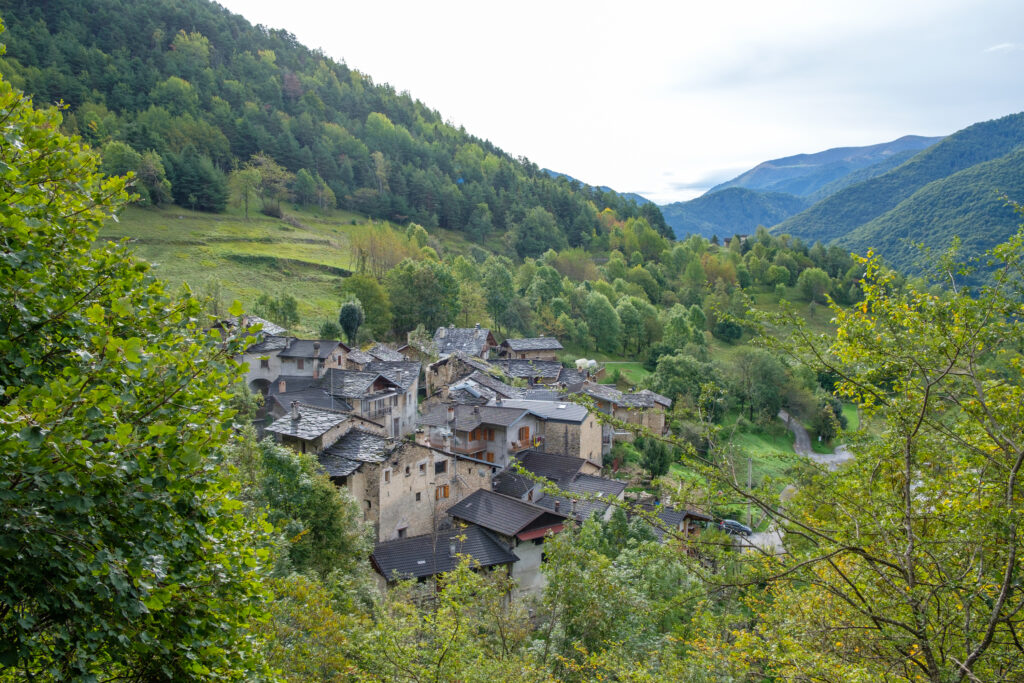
left=384, top=469, right=391, bottom=484
left=397, top=528, right=406, bottom=539
left=435, top=484, right=450, bottom=500
left=435, top=460, right=447, bottom=475
left=404, top=466, right=410, bottom=476
left=297, top=358, right=305, bottom=370
left=260, top=358, right=269, bottom=369
left=485, top=452, right=495, bottom=463
left=415, top=492, right=421, bottom=502
left=419, top=462, right=426, bottom=475
left=527, top=490, right=534, bottom=501
left=518, top=426, right=530, bottom=442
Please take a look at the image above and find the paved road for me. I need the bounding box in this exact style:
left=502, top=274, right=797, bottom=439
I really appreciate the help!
left=777, top=409, right=854, bottom=471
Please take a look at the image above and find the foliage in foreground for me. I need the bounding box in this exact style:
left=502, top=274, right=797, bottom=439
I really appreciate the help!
left=0, top=64, right=271, bottom=678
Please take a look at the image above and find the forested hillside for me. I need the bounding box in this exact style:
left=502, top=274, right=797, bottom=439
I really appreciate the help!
left=660, top=187, right=809, bottom=239
left=775, top=112, right=1024, bottom=245
left=840, top=147, right=1024, bottom=274
left=0, top=0, right=669, bottom=253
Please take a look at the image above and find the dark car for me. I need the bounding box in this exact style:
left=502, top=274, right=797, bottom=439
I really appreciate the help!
left=719, top=519, right=753, bottom=536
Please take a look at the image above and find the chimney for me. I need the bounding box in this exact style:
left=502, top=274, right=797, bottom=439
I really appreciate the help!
left=442, top=433, right=451, bottom=453
left=285, top=337, right=293, bottom=350
left=446, top=405, right=455, bottom=424
left=312, top=341, right=321, bottom=379
left=473, top=406, right=480, bottom=416
left=290, top=401, right=300, bottom=421
left=571, top=499, right=578, bottom=516
left=495, top=397, right=502, bottom=407
left=278, top=379, right=286, bottom=393
left=439, top=327, right=447, bottom=339
left=554, top=500, right=560, bottom=513
left=448, top=539, right=457, bottom=558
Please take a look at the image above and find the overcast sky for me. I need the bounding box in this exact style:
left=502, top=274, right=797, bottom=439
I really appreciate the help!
left=216, top=0, right=1024, bottom=205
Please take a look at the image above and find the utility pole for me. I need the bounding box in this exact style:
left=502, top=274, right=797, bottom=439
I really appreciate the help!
left=747, top=457, right=752, bottom=529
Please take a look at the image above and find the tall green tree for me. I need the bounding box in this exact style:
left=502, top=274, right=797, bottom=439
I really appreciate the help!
left=384, top=258, right=460, bottom=335
left=340, top=274, right=393, bottom=339
left=338, top=299, right=365, bottom=344
left=0, top=70, right=269, bottom=678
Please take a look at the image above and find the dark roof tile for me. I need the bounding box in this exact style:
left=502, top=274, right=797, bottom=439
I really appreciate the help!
left=372, top=525, right=518, bottom=581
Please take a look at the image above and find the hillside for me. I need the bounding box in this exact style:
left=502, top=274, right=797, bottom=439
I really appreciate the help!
left=839, top=147, right=1024, bottom=274
left=0, top=0, right=669, bottom=253
left=775, top=112, right=1024, bottom=246
left=543, top=168, right=653, bottom=206
left=660, top=187, right=809, bottom=240
left=708, top=135, right=943, bottom=198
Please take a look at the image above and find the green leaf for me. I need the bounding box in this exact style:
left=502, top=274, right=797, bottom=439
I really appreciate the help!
left=228, top=299, right=244, bottom=317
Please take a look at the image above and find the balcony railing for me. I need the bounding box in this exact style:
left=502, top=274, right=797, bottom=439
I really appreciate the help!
left=364, top=406, right=392, bottom=419
left=510, top=439, right=532, bottom=453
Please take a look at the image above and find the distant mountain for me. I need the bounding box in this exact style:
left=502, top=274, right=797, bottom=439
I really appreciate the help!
left=710, top=135, right=944, bottom=198
left=542, top=169, right=653, bottom=205
left=838, top=147, right=1024, bottom=275
left=660, top=188, right=809, bottom=240
left=776, top=112, right=1024, bottom=247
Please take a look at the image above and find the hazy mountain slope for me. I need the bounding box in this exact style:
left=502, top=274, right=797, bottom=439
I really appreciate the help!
left=838, top=147, right=1024, bottom=274
left=660, top=187, right=809, bottom=239
left=806, top=148, right=924, bottom=202
left=774, top=112, right=1024, bottom=245
left=542, top=169, right=653, bottom=205
left=709, top=135, right=943, bottom=198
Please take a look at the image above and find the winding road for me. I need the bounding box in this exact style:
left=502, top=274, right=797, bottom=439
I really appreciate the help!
left=777, top=409, right=854, bottom=471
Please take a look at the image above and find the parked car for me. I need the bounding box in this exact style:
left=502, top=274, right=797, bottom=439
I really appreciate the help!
left=719, top=519, right=753, bottom=536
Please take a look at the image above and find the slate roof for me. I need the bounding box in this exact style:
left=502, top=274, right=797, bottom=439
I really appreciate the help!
left=419, top=404, right=530, bottom=432
left=243, top=315, right=288, bottom=336
left=564, top=474, right=627, bottom=498
left=447, top=489, right=563, bottom=537
left=493, top=359, right=564, bottom=380
left=433, top=325, right=495, bottom=357
left=367, top=344, right=406, bottom=362
left=365, top=360, right=420, bottom=392
left=244, top=334, right=292, bottom=354
left=316, top=368, right=400, bottom=399
left=502, top=337, right=563, bottom=352
left=278, top=339, right=343, bottom=359
left=319, top=428, right=397, bottom=477
left=465, top=371, right=524, bottom=398
left=346, top=349, right=375, bottom=365
left=533, top=491, right=610, bottom=522
left=265, top=403, right=350, bottom=441
left=492, top=470, right=535, bottom=498
left=492, top=398, right=589, bottom=424
left=516, top=449, right=586, bottom=486
left=372, top=525, right=518, bottom=581
left=577, top=382, right=672, bottom=409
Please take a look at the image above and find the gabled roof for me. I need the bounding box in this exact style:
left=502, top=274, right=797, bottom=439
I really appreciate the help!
left=418, top=404, right=530, bottom=432
left=371, top=525, right=518, bottom=581
left=367, top=344, right=406, bottom=362
left=516, top=449, right=586, bottom=486
left=491, top=398, right=589, bottom=424
left=501, top=337, right=563, bottom=352
left=278, top=339, right=344, bottom=360
left=365, top=360, right=421, bottom=392
left=265, top=403, right=349, bottom=441
left=346, top=349, right=375, bottom=365
left=316, top=368, right=400, bottom=399
left=244, top=334, right=292, bottom=354
left=243, top=315, right=288, bottom=336
left=493, top=359, right=564, bottom=380
left=447, top=489, right=565, bottom=537
left=577, top=381, right=672, bottom=409
left=319, top=428, right=398, bottom=477
left=564, top=474, right=627, bottom=498
left=433, top=325, right=496, bottom=357
left=492, top=471, right=535, bottom=498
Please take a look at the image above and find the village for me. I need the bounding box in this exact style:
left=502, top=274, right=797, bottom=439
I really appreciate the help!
left=237, top=316, right=713, bottom=595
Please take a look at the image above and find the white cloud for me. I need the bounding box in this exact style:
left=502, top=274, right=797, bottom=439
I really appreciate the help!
left=985, top=42, right=1024, bottom=53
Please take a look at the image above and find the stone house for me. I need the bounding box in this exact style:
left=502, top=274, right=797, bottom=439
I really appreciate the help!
left=498, top=336, right=563, bottom=361
left=433, top=323, right=496, bottom=359
left=418, top=404, right=544, bottom=470
left=492, top=450, right=624, bottom=522
left=424, top=351, right=499, bottom=398
left=576, top=381, right=673, bottom=452
left=276, top=338, right=348, bottom=377
left=264, top=401, right=386, bottom=455
left=490, top=398, right=604, bottom=468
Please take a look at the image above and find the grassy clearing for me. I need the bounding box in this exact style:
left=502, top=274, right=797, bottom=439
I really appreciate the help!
left=600, top=362, right=651, bottom=387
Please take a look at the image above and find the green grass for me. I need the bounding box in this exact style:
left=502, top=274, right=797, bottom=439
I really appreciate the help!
left=600, top=362, right=650, bottom=387
left=104, top=204, right=382, bottom=335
